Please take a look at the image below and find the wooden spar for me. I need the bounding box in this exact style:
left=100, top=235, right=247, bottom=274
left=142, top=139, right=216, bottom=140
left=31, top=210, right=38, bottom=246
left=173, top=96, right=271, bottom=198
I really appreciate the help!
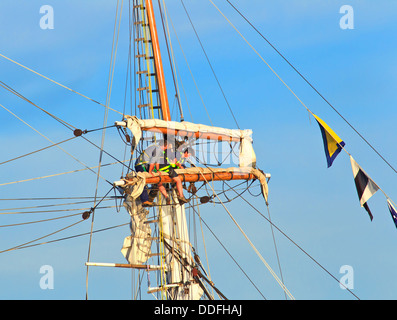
left=85, top=262, right=167, bottom=271
left=143, top=171, right=260, bottom=185
left=115, top=168, right=271, bottom=187
left=141, top=126, right=241, bottom=142
left=145, top=0, right=171, bottom=121
left=147, top=284, right=181, bottom=294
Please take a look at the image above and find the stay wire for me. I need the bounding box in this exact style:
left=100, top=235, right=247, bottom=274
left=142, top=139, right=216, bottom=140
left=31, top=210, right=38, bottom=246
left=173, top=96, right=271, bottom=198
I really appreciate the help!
left=0, top=136, right=77, bottom=166
left=0, top=80, right=76, bottom=131
left=80, top=135, right=133, bottom=172
left=120, top=0, right=134, bottom=178
left=181, top=0, right=240, bottom=129
left=265, top=203, right=287, bottom=300
left=0, top=52, right=123, bottom=116
left=0, top=196, right=121, bottom=201
left=0, top=205, right=115, bottom=216
left=0, top=219, right=85, bottom=254
left=226, top=179, right=360, bottom=300
left=0, top=198, right=113, bottom=214
left=0, top=99, right=123, bottom=185
left=0, top=212, right=84, bottom=228
left=193, top=157, right=358, bottom=299
left=3, top=222, right=130, bottom=252
left=158, top=0, right=184, bottom=121
left=85, top=124, right=117, bottom=133
left=86, top=0, right=123, bottom=300
left=187, top=160, right=294, bottom=299
left=0, top=103, right=113, bottom=186
left=164, top=6, right=213, bottom=125
left=189, top=200, right=267, bottom=299
left=160, top=1, right=194, bottom=122
left=0, top=159, right=128, bottom=188
left=225, top=0, right=397, bottom=175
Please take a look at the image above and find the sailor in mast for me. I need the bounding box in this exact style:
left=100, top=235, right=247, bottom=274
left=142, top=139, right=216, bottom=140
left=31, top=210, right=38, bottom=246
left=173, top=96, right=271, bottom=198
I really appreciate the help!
left=175, top=147, right=195, bottom=169
left=157, top=143, right=191, bottom=205
left=134, top=140, right=169, bottom=207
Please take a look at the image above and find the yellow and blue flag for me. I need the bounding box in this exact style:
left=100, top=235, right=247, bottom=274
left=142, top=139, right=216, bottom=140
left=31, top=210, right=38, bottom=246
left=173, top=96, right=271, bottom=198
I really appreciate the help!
left=313, top=114, right=345, bottom=168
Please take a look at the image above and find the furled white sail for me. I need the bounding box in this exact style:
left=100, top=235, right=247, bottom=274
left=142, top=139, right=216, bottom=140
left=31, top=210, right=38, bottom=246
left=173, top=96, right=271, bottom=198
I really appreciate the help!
left=115, top=115, right=257, bottom=168
left=120, top=190, right=152, bottom=265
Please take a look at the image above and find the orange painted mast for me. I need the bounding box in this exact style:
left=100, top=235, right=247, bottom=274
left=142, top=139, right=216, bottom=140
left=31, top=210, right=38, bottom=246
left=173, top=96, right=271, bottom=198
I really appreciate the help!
left=145, top=0, right=171, bottom=121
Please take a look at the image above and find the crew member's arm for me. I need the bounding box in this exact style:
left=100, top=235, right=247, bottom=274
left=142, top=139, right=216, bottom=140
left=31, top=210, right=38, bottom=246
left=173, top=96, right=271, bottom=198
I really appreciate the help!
left=176, top=160, right=183, bottom=169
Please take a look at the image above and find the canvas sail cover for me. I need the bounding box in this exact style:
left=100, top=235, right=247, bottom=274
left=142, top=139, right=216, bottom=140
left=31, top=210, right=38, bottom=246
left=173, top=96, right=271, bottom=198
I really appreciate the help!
left=117, top=180, right=204, bottom=299
left=117, top=115, right=257, bottom=168
left=120, top=176, right=152, bottom=265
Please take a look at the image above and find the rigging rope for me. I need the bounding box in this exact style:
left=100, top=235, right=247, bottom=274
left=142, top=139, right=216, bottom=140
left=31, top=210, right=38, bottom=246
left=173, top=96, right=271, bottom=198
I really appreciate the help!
left=0, top=205, right=115, bottom=216
left=202, top=1, right=397, bottom=213
left=0, top=198, right=113, bottom=213
left=191, top=156, right=359, bottom=299
left=187, top=161, right=295, bottom=299
left=0, top=103, right=112, bottom=186
left=0, top=136, right=77, bottom=166
left=180, top=0, right=239, bottom=129
left=193, top=195, right=213, bottom=290
left=0, top=196, right=121, bottom=201
left=158, top=0, right=184, bottom=121
left=225, top=0, right=397, bottom=176
left=190, top=202, right=266, bottom=299
left=86, top=0, right=124, bottom=300
left=0, top=212, right=84, bottom=227
left=0, top=52, right=123, bottom=115
left=0, top=97, right=131, bottom=182
left=120, top=0, right=135, bottom=178
left=157, top=2, right=194, bottom=122
left=0, top=219, right=85, bottom=254
left=207, top=0, right=311, bottom=116
left=221, top=177, right=361, bottom=300
left=80, top=135, right=134, bottom=172
left=0, top=81, right=76, bottom=130
left=164, top=6, right=213, bottom=125
left=0, top=159, right=128, bottom=187
left=1, top=222, right=129, bottom=252
left=265, top=203, right=287, bottom=300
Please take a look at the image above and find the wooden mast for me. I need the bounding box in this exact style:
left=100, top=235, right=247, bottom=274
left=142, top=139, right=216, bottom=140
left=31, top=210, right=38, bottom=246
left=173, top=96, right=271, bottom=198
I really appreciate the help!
left=145, top=0, right=171, bottom=121
left=144, top=171, right=263, bottom=185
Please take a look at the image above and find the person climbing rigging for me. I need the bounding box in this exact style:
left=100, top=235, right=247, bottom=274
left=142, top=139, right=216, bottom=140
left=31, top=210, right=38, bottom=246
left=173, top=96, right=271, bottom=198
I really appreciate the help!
left=134, top=140, right=169, bottom=207
left=175, top=147, right=195, bottom=169
left=156, top=144, right=191, bottom=205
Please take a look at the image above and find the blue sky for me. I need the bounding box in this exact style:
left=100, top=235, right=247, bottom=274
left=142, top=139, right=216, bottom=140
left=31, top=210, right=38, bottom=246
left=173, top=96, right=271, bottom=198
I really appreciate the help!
left=1, top=0, right=397, bottom=300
